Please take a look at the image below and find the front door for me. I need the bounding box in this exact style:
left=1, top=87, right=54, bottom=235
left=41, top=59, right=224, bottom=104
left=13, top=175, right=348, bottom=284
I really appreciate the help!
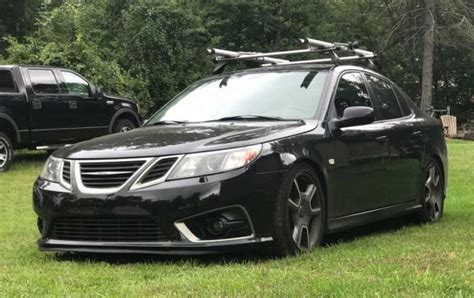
left=57, top=70, right=109, bottom=141
left=329, top=72, right=390, bottom=217
left=25, top=68, right=78, bottom=145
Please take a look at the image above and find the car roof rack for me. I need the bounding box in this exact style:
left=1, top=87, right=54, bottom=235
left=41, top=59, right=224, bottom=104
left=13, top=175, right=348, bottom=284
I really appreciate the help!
left=207, top=37, right=377, bottom=74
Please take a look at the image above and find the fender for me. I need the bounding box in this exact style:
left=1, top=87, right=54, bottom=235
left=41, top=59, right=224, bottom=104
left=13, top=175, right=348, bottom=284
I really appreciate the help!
left=108, top=108, right=140, bottom=133
left=0, top=113, right=21, bottom=143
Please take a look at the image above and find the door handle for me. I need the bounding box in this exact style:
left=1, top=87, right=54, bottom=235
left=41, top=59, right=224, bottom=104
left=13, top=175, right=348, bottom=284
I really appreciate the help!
left=375, top=135, right=388, bottom=144
left=413, top=130, right=422, bottom=136
left=32, top=99, right=42, bottom=110
left=68, top=100, right=77, bottom=109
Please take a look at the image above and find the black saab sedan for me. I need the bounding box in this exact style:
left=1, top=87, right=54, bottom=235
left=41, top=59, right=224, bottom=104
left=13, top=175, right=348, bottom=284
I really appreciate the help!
left=33, top=64, right=447, bottom=256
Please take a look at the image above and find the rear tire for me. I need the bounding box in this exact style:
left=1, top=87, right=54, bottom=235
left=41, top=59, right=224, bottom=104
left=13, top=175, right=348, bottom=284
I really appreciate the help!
left=417, top=159, right=445, bottom=223
left=271, top=163, right=326, bottom=256
left=112, top=118, right=136, bottom=133
left=0, top=132, right=14, bottom=172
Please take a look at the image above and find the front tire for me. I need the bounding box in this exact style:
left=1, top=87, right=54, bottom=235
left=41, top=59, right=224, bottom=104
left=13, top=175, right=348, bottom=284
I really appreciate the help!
left=271, top=163, right=326, bottom=256
left=0, top=132, right=14, bottom=172
left=112, top=118, right=136, bottom=133
left=418, top=160, right=445, bottom=223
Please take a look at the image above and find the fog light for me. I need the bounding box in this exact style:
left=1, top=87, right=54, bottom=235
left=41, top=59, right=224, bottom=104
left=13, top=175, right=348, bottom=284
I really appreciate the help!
left=206, top=217, right=228, bottom=236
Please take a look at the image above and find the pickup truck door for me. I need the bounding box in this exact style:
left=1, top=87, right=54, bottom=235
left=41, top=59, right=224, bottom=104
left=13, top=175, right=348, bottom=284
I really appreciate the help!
left=56, top=70, right=109, bottom=140
left=24, top=68, right=78, bottom=145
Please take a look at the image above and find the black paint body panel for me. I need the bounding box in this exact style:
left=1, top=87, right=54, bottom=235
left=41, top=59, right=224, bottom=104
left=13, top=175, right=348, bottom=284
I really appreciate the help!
left=33, top=65, right=448, bottom=254
left=0, top=65, right=140, bottom=149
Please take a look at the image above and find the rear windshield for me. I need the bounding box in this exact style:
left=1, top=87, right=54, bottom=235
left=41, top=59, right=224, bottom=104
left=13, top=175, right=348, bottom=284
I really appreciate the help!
left=147, top=70, right=328, bottom=123
left=0, top=70, right=16, bottom=93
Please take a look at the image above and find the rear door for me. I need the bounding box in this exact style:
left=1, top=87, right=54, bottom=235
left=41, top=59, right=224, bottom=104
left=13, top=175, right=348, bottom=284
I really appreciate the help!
left=330, top=72, right=390, bottom=217
left=365, top=74, right=423, bottom=205
left=24, top=68, right=77, bottom=144
left=57, top=70, right=109, bottom=140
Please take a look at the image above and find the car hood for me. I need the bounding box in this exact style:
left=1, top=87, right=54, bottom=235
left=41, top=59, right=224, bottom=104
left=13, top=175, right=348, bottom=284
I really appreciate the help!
left=54, top=120, right=318, bottom=159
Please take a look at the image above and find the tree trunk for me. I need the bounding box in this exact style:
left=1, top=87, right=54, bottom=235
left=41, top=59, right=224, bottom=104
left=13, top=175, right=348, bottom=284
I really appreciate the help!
left=421, top=0, right=435, bottom=113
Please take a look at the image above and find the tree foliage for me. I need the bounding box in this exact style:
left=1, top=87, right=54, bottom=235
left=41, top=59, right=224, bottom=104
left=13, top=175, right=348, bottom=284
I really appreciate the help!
left=1, top=0, right=472, bottom=121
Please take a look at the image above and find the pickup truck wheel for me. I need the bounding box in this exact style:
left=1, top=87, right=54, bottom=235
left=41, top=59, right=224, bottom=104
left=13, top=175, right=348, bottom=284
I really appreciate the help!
left=0, top=132, right=13, bottom=172
left=112, top=118, right=136, bottom=133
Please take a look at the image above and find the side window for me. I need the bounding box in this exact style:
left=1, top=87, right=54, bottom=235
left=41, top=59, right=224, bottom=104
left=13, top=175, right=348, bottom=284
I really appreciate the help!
left=334, top=72, right=372, bottom=118
left=61, top=71, right=90, bottom=97
left=28, top=69, right=60, bottom=94
left=393, top=86, right=413, bottom=116
left=366, top=75, right=403, bottom=120
left=0, top=70, right=16, bottom=93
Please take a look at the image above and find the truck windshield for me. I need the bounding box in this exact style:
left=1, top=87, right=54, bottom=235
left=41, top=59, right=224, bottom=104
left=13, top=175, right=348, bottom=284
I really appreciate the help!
left=147, top=70, right=328, bottom=124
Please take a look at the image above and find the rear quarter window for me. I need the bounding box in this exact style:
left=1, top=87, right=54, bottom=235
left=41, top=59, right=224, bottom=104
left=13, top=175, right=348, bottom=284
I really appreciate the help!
left=0, top=70, right=17, bottom=93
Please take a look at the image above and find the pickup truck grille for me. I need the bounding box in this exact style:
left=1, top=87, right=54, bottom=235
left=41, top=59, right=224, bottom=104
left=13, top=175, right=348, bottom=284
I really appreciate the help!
left=79, top=160, right=145, bottom=189
left=50, top=216, right=169, bottom=242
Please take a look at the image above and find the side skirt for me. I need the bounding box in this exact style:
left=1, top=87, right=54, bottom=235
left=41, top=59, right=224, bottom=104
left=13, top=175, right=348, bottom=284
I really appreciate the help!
left=327, top=201, right=422, bottom=233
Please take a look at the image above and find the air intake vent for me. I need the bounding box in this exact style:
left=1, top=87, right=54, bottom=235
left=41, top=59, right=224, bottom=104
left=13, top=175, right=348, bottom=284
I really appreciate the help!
left=141, top=157, right=178, bottom=184
left=79, top=160, right=145, bottom=189
left=62, top=161, right=71, bottom=184
left=50, top=216, right=169, bottom=242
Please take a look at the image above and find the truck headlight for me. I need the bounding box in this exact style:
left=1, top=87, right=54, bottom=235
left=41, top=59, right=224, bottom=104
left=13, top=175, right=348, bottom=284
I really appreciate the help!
left=167, top=144, right=262, bottom=180
left=39, top=156, right=63, bottom=183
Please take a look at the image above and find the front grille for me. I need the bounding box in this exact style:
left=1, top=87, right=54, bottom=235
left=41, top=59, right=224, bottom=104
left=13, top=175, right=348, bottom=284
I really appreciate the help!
left=50, top=217, right=169, bottom=242
left=141, top=157, right=178, bottom=183
left=62, top=161, right=71, bottom=184
left=79, top=160, right=145, bottom=189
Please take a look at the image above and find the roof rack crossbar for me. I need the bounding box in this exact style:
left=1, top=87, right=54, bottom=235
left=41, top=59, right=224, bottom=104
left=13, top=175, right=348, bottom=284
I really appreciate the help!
left=208, top=37, right=377, bottom=73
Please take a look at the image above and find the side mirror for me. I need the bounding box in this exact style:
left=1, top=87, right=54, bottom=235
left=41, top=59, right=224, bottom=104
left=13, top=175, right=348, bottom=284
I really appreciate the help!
left=330, top=106, right=375, bottom=129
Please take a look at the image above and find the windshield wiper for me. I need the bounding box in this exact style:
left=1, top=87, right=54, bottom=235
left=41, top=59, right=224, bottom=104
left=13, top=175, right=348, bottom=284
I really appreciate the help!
left=207, top=115, right=286, bottom=122
left=149, top=120, right=188, bottom=126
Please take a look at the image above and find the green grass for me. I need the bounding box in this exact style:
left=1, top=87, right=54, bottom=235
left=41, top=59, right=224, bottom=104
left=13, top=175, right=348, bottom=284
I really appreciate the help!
left=0, top=140, right=473, bottom=297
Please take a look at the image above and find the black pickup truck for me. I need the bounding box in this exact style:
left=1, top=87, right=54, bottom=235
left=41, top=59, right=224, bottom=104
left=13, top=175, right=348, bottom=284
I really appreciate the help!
left=0, top=65, right=141, bottom=171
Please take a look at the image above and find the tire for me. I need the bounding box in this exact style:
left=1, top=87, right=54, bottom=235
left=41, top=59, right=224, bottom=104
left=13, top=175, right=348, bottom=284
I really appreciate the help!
left=271, top=163, right=326, bottom=256
left=112, top=118, right=136, bottom=133
left=417, top=159, right=445, bottom=223
left=0, top=132, right=14, bottom=172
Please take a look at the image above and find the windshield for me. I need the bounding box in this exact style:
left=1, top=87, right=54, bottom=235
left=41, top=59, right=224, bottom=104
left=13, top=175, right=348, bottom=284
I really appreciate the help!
left=147, top=70, right=328, bottom=124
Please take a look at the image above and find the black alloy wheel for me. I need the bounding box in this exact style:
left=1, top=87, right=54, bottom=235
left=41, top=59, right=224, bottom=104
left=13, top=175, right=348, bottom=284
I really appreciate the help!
left=272, top=163, right=325, bottom=255
left=419, top=160, right=444, bottom=223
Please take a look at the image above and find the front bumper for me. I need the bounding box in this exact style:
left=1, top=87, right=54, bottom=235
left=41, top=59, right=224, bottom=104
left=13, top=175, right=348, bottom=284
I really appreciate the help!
left=33, top=166, right=284, bottom=254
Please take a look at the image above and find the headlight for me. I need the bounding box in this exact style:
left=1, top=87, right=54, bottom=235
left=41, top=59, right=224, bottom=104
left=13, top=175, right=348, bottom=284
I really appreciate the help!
left=167, top=144, right=262, bottom=180
left=39, top=156, right=63, bottom=182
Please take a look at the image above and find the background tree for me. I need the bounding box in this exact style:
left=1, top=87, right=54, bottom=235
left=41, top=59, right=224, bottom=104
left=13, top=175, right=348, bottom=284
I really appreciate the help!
left=0, top=0, right=472, bottom=121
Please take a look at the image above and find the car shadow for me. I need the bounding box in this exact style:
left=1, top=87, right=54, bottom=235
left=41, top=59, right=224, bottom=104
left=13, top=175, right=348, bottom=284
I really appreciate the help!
left=52, top=214, right=422, bottom=266
left=14, top=150, right=49, bottom=163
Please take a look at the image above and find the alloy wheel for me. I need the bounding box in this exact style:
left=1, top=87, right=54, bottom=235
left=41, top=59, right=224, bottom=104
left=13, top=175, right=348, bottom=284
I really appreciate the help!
left=423, top=164, right=443, bottom=220
left=288, top=172, right=322, bottom=250
left=0, top=139, right=9, bottom=168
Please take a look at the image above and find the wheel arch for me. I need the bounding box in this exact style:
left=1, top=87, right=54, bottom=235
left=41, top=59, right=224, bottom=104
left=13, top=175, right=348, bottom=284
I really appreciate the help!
left=298, top=158, right=329, bottom=204
left=108, top=108, right=140, bottom=133
left=0, top=113, right=20, bottom=145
